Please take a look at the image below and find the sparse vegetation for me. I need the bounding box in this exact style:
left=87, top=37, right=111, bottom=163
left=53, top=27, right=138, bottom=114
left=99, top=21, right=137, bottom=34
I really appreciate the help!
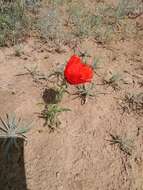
left=48, top=64, right=66, bottom=85
left=37, top=0, right=142, bottom=46
left=14, top=44, right=23, bottom=57
left=0, top=114, right=32, bottom=154
left=39, top=104, right=71, bottom=131
left=108, top=133, right=134, bottom=156
left=0, top=0, right=31, bottom=46
left=103, top=73, right=121, bottom=90
left=73, top=83, right=96, bottom=105
left=16, top=65, right=48, bottom=83
left=0, top=0, right=141, bottom=47
left=120, top=92, right=143, bottom=115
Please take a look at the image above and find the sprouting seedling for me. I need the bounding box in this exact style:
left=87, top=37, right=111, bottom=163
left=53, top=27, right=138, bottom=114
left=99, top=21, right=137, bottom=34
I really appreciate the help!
left=0, top=114, right=32, bottom=156
left=39, top=104, right=71, bottom=131
left=73, top=83, right=96, bottom=105
left=103, top=73, right=121, bottom=90
left=107, top=133, right=134, bottom=156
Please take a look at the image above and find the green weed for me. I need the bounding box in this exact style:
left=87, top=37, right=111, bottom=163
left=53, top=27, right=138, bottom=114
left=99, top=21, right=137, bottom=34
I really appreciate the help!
left=73, top=83, right=96, bottom=105
left=40, top=104, right=71, bottom=131
left=0, top=114, right=32, bottom=155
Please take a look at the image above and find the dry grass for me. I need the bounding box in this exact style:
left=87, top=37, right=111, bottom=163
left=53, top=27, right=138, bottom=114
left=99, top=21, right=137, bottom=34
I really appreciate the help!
left=120, top=92, right=143, bottom=115
left=0, top=0, right=142, bottom=47
left=37, top=0, right=142, bottom=46
left=103, top=73, right=121, bottom=91
left=0, top=0, right=32, bottom=46
left=107, top=133, right=134, bottom=156
left=0, top=0, right=42, bottom=46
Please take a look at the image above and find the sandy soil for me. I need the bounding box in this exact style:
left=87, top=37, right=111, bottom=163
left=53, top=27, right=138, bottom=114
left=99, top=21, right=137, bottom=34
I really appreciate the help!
left=0, top=34, right=142, bottom=190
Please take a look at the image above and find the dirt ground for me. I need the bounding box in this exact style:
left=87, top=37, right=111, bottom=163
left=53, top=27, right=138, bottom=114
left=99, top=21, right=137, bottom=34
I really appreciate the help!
left=0, top=1, right=143, bottom=189
left=0, top=35, right=142, bottom=190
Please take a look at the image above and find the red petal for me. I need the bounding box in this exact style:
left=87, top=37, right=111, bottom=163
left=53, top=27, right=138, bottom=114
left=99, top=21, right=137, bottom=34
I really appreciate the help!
left=64, top=55, right=93, bottom=85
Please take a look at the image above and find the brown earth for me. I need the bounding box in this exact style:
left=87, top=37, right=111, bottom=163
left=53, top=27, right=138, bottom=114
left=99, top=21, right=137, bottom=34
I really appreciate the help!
left=0, top=13, right=143, bottom=190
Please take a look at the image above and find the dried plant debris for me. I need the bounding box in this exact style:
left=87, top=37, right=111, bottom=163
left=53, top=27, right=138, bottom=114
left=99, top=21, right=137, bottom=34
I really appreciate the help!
left=103, top=73, right=121, bottom=90
left=48, top=63, right=66, bottom=85
left=108, top=133, right=134, bottom=156
left=120, top=92, right=143, bottom=115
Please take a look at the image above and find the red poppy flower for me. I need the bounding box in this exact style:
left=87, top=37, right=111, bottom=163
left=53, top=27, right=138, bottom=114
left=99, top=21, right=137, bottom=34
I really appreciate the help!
left=64, top=55, right=93, bottom=85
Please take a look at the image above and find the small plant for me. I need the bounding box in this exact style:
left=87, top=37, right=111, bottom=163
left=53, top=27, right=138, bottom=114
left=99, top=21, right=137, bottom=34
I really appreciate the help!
left=56, top=84, right=69, bottom=101
left=14, top=44, right=23, bottom=57
left=120, top=92, right=143, bottom=115
left=0, top=114, right=32, bottom=155
left=40, top=104, right=71, bottom=131
left=48, top=70, right=64, bottom=84
left=107, top=133, right=134, bottom=156
left=16, top=65, right=47, bottom=83
left=73, top=83, right=96, bottom=105
left=103, top=73, right=121, bottom=90
left=25, top=65, right=40, bottom=76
